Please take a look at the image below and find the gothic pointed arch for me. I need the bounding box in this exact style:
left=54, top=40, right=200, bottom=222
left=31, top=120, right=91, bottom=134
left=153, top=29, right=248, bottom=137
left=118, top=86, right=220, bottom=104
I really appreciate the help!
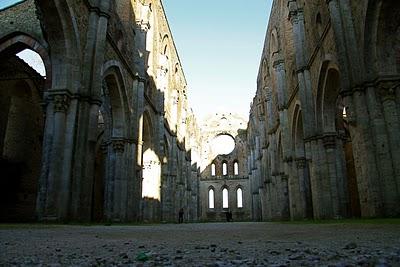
left=0, top=33, right=50, bottom=88
left=315, top=60, right=341, bottom=134
left=34, top=0, right=81, bottom=92
left=141, top=108, right=161, bottom=221
left=364, top=0, right=400, bottom=75
left=0, top=56, right=45, bottom=221
left=101, top=61, right=130, bottom=138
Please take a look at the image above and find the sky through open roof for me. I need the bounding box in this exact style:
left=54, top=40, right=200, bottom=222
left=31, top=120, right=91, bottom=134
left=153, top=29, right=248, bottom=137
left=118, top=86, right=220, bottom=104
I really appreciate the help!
left=0, top=0, right=25, bottom=10
left=162, top=0, right=273, bottom=121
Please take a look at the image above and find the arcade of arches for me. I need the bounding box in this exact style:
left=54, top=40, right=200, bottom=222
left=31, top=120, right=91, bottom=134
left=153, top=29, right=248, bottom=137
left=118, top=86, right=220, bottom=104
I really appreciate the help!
left=0, top=0, right=399, bottom=223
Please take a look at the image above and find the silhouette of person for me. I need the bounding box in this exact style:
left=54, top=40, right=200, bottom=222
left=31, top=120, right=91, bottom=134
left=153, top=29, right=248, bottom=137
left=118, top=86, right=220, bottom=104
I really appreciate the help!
left=178, top=208, right=184, bottom=223
left=226, top=210, right=232, bottom=222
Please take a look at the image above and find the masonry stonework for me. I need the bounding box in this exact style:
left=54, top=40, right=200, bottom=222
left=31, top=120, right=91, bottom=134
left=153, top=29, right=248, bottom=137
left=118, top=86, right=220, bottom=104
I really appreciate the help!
left=248, top=0, right=400, bottom=221
left=0, top=0, right=399, bottom=223
left=0, top=0, right=201, bottom=223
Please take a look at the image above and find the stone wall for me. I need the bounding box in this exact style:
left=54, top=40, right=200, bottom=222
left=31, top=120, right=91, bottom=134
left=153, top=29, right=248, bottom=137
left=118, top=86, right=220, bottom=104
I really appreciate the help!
left=0, top=0, right=201, bottom=223
left=198, top=112, right=251, bottom=221
left=247, top=0, right=400, bottom=221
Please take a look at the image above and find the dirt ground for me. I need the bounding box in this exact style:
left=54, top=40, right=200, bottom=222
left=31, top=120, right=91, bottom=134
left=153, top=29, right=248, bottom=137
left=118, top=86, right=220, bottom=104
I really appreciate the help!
left=1, top=221, right=400, bottom=266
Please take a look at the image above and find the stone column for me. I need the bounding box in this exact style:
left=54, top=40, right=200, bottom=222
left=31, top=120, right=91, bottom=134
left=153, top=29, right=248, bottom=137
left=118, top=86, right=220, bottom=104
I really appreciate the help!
left=379, top=82, right=400, bottom=215
left=326, top=0, right=363, bottom=88
left=135, top=78, right=146, bottom=220
left=111, top=138, right=127, bottom=221
left=41, top=92, right=70, bottom=220
left=0, top=93, right=11, bottom=153
left=287, top=3, right=315, bottom=139
left=351, top=90, right=382, bottom=217
left=322, top=134, right=340, bottom=218
left=68, top=1, right=111, bottom=221
left=160, top=146, right=172, bottom=221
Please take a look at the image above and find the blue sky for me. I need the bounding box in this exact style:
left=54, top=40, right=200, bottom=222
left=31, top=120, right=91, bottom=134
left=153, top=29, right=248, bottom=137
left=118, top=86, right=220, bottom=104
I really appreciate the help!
left=0, top=0, right=24, bottom=10
left=162, top=0, right=273, bottom=121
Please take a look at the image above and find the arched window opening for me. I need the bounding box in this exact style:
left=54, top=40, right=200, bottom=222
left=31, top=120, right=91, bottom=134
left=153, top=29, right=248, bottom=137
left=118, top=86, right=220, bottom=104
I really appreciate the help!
left=342, top=106, right=347, bottom=119
left=211, top=163, right=216, bottom=176
left=222, top=188, right=229, bottom=208
left=222, top=162, right=228, bottom=176
left=17, top=49, right=46, bottom=77
left=234, top=161, right=239, bottom=176
left=208, top=188, right=215, bottom=209
left=237, top=188, right=243, bottom=208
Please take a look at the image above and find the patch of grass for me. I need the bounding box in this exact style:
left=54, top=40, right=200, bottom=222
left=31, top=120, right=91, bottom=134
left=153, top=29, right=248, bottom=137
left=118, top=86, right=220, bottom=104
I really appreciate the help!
left=0, top=223, right=61, bottom=229
left=277, top=218, right=400, bottom=225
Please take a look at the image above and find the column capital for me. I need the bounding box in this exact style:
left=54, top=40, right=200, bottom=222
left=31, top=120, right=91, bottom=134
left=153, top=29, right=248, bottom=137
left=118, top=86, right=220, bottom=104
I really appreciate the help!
left=53, top=93, right=71, bottom=113
left=287, top=1, right=298, bottom=21
left=378, top=81, right=399, bottom=103
left=111, top=138, right=126, bottom=153
left=283, top=156, right=293, bottom=163
left=86, top=0, right=111, bottom=18
left=136, top=20, right=151, bottom=32
left=322, top=133, right=336, bottom=149
left=295, top=157, right=306, bottom=169
left=265, top=88, right=272, bottom=102
left=100, top=142, right=109, bottom=154
left=273, top=59, right=285, bottom=70
left=134, top=73, right=147, bottom=83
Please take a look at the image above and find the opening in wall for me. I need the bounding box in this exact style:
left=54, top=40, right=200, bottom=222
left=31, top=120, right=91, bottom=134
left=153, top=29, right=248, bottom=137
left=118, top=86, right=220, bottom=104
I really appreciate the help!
left=222, top=188, right=229, bottom=208
left=208, top=188, right=214, bottom=209
left=237, top=188, right=243, bottom=208
left=234, top=161, right=239, bottom=175
left=222, top=162, right=227, bottom=176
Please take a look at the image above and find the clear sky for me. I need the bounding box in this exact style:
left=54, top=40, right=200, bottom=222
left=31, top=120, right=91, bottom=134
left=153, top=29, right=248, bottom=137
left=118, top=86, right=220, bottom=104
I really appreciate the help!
left=0, top=0, right=24, bottom=10
left=162, top=0, right=273, bottom=121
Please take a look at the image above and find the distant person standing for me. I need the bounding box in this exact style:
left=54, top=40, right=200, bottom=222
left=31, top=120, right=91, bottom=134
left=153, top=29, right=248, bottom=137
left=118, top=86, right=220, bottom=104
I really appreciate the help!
left=178, top=208, right=184, bottom=223
left=226, top=210, right=232, bottom=222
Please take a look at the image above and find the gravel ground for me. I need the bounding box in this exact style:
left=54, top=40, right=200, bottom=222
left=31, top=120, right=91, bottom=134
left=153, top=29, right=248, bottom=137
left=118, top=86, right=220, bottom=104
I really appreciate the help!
left=1, top=222, right=400, bottom=266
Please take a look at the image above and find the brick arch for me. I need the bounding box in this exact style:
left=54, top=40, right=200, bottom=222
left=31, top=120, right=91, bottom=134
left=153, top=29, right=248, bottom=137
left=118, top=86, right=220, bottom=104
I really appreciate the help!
left=0, top=33, right=51, bottom=89
left=291, top=103, right=304, bottom=158
left=315, top=60, right=341, bottom=134
left=364, top=0, right=400, bottom=75
left=35, top=0, right=81, bottom=92
left=102, top=61, right=130, bottom=139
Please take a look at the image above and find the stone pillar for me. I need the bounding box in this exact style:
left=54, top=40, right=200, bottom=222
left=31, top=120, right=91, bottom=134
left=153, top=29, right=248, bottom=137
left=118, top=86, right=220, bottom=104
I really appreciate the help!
left=135, top=78, right=146, bottom=219
left=37, top=99, right=53, bottom=220
left=288, top=3, right=315, bottom=139
left=68, top=1, right=111, bottom=222
left=362, top=85, right=395, bottom=217
left=0, top=94, right=11, bottom=153
left=351, top=91, right=382, bottom=217
left=161, top=146, right=172, bottom=221
left=322, top=134, right=340, bottom=217
left=294, top=157, right=307, bottom=218
left=379, top=82, right=400, bottom=215
left=52, top=94, right=71, bottom=217
left=111, top=139, right=127, bottom=222
left=326, top=0, right=363, bottom=88
left=38, top=92, right=70, bottom=221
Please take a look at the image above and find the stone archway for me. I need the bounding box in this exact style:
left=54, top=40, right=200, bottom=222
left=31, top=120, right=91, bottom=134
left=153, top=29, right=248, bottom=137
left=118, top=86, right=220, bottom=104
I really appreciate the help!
left=291, top=105, right=313, bottom=219
left=96, top=65, right=130, bottom=222
left=141, top=111, right=161, bottom=222
left=0, top=46, right=45, bottom=221
left=362, top=0, right=400, bottom=217
left=315, top=63, right=355, bottom=218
